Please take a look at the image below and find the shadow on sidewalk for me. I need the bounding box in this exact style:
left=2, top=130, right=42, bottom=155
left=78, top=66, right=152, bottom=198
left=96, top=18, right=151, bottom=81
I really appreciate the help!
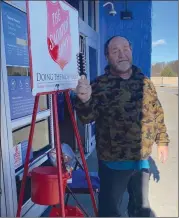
left=148, top=156, right=160, bottom=183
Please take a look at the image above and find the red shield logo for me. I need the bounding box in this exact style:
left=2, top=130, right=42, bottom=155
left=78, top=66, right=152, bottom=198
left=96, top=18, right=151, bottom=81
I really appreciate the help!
left=46, top=1, right=72, bottom=69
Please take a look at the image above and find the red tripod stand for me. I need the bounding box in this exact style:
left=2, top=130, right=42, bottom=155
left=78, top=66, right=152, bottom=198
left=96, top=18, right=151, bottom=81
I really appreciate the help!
left=16, top=90, right=98, bottom=217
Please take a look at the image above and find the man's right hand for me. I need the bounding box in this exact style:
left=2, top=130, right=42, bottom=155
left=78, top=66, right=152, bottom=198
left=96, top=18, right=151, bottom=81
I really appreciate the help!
left=75, top=75, right=92, bottom=103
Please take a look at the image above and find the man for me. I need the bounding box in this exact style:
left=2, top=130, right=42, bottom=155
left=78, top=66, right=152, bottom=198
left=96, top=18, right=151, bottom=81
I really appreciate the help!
left=74, top=36, right=169, bottom=217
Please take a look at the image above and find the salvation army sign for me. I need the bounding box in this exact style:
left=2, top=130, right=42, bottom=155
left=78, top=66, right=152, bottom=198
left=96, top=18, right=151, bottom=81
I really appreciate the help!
left=26, top=1, right=79, bottom=95
left=47, top=1, right=72, bottom=70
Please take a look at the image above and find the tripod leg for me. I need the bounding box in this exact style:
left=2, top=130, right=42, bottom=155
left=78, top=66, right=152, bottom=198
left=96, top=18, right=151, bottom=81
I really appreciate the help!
left=52, top=93, right=65, bottom=217
left=16, top=95, right=40, bottom=217
left=66, top=186, right=90, bottom=217
left=65, top=91, right=98, bottom=216
left=65, top=193, right=70, bottom=205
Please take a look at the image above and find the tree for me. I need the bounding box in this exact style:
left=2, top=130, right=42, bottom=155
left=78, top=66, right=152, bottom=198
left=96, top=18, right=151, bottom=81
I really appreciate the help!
left=160, top=66, right=177, bottom=77
left=170, top=60, right=179, bottom=76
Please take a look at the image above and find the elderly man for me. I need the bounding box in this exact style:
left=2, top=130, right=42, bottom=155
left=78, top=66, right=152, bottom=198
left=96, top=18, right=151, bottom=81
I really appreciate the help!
left=74, top=36, right=169, bottom=217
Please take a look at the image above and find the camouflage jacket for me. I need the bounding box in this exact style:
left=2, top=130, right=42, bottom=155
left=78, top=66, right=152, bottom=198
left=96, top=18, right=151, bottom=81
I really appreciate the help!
left=75, top=66, right=170, bottom=161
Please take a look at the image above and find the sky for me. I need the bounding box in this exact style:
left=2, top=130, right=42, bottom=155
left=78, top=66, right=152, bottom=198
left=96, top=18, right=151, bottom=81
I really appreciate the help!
left=152, top=1, right=178, bottom=63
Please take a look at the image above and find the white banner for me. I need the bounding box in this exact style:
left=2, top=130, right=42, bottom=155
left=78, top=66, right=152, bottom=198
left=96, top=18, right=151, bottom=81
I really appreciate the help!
left=27, top=1, right=80, bottom=95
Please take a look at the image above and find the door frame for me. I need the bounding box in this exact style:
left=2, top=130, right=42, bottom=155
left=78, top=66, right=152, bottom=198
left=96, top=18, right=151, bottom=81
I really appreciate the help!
left=1, top=156, right=7, bottom=216
left=1, top=14, right=17, bottom=216
left=78, top=1, right=100, bottom=155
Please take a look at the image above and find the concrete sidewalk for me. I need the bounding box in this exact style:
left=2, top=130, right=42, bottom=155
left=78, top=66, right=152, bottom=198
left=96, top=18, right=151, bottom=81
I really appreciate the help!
left=148, top=86, right=178, bottom=217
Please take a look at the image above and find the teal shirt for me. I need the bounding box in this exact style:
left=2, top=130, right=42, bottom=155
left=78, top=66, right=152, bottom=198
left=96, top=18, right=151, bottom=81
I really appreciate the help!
left=102, top=160, right=150, bottom=170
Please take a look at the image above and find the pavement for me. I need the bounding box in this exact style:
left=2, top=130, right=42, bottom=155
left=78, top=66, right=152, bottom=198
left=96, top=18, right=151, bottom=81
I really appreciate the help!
left=42, top=86, right=178, bottom=217
left=148, top=86, right=178, bottom=217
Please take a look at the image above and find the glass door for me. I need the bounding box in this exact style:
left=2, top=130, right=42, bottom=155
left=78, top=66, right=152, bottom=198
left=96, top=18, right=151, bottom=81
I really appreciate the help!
left=85, top=37, right=99, bottom=154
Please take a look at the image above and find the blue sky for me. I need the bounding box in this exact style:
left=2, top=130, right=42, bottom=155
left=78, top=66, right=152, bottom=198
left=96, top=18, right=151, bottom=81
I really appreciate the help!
left=152, top=1, right=178, bottom=63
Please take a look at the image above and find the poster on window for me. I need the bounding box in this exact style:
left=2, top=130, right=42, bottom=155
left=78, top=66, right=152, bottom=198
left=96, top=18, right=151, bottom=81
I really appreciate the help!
left=8, top=76, right=39, bottom=120
left=2, top=2, right=29, bottom=67
left=14, top=140, right=33, bottom=170
left=26, top=1, right=80, bottom=96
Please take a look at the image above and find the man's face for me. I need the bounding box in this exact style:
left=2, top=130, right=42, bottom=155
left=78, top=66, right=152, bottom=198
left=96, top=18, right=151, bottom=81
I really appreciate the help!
left=106, top=37, right=132, bottom=73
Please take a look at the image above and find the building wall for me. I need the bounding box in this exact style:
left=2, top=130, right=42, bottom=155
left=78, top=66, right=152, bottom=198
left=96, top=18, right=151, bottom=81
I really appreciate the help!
left=99, top=1, right=152, bottom=77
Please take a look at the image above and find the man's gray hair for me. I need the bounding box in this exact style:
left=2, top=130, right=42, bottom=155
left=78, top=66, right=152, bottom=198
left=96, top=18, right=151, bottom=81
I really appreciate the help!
left=104, top=35, right=132, bottom=56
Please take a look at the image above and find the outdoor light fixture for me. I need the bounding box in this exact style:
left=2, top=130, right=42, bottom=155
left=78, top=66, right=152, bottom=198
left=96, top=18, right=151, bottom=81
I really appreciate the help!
left=103, top=2, right=117, bottom=16
left=120, top=0, right=133, bottom=20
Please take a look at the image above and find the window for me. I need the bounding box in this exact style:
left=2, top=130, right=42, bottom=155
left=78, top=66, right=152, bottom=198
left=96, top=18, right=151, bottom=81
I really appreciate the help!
left=7, top=66, right=29, bottom=76
left=65, top=0, right=79, bottom=10
left=13, top=119, right=50, bottom=154
left=79, top=0, right=84, bottom=20
left=88, top=0, right=96, bottom=30
left=64, top=0, right=85, bottom=21
left=89, top=46, right=98, bottom=81
left=13, top=119, right=51, bottom=173
left=79, top=34, right=86, bottom=56
left=7, top=66, right=49, bottom=121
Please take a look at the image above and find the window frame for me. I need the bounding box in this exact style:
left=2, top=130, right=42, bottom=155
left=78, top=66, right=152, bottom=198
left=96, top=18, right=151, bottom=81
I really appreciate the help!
left=88, top=0, right=96, bottom=30
left=79, top=0, right=85, bottom=20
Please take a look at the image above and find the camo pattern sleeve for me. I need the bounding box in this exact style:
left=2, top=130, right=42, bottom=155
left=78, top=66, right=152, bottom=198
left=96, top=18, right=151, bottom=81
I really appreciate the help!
left=74, top=79, right=99, bottom=124
left=148, top=79, right=170, bottom=146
